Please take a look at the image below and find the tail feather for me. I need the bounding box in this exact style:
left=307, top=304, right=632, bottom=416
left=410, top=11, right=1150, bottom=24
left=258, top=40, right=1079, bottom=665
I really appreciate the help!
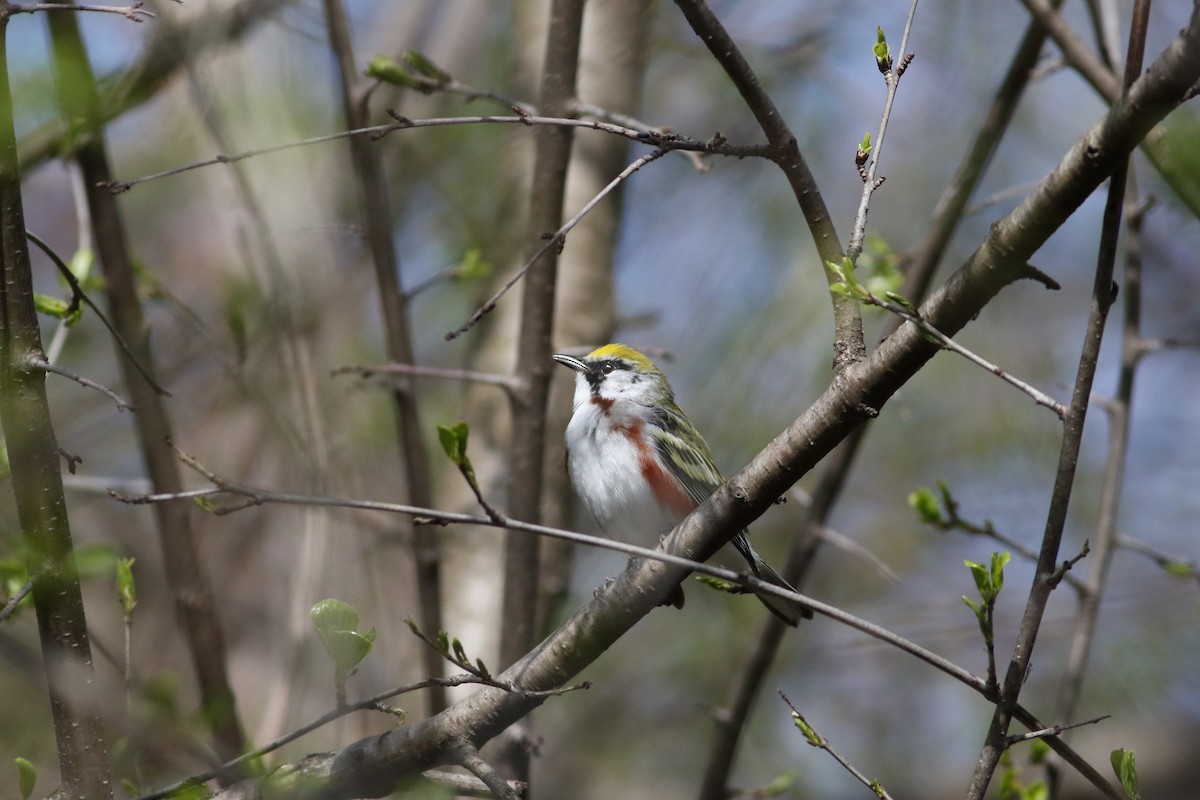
left=751, top=557, right=813, bottom=626
left=732, top=532, right=812, bottom=626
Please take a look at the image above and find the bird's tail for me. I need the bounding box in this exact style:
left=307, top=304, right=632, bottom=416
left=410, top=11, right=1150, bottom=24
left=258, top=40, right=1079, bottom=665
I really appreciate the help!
left=740, top=539, right=813, bottom=626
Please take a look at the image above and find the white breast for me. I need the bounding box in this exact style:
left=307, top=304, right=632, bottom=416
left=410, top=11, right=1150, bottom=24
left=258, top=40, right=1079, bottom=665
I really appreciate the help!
left=564, top=398, right=681, bottom=544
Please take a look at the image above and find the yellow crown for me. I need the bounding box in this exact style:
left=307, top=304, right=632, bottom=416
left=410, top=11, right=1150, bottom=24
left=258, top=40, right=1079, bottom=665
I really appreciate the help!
left=588, top=343, right=659, bottom=373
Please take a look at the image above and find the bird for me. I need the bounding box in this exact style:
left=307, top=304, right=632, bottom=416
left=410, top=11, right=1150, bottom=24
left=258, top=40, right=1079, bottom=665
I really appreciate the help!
left=552, top=343, right=810, bottom=626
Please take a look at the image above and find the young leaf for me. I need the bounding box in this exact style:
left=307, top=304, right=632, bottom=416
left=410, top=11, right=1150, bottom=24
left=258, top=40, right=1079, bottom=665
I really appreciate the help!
left=790, top=713, right=821, bottom=746
left=874, top=26, right=892, bottom=72
left=908, top=487, right=943, bottom=524
left=310, top=599, right=376, bottom=679
left=364, top=55, right=424, bottom=91
left=1110, top=749, right=1141, bottom=800
left=14, top=757, right=36, bottom=800
left=438, top=422, right=469, bottom=466
left=116, top=557, right=136, bottom=617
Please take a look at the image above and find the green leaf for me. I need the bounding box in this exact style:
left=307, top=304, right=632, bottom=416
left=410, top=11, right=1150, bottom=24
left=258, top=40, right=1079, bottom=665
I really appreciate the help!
left=874, top=25, right=892, bottom=72
left=695, top=574, right=738, bottom=593
left=364, top=55, right=424, bottom=90
left=965, top=559, right=990, bottom=596
left=858, top=132, right=872, bottom=156
left=33, top=292, right=83, bottom=326
left=884, top=291, right=919, bottom=316
left=1029, top=738, right=1050, bottom=764
left=116, top=557, right=136, bottom=617
left=1110, top=749, right=1140, bottom=800
left=310, top=599, right=376, bottom=679
left=437, top=422, right=469, bottom=466
left=1163, top=560, right=1195, bottom=579
left=14, top=757, right=36, bottom=800
left=790, top=713, right=821, bottom=746
left=1025, top=780, right=1049, bottom=800
left=991, top=551, right=1011, bottom=594
left=908, top=488, right=943, bottom=524
left=451, top=637, right=469, bottom=665
left=438, top=422, right=478, bottom=489
left=962, top=595, right=982, bottom=616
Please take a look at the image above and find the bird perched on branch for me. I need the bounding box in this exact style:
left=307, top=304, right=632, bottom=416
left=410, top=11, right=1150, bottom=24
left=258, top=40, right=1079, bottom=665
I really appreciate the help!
left=553, top=343, right=809, bottom=626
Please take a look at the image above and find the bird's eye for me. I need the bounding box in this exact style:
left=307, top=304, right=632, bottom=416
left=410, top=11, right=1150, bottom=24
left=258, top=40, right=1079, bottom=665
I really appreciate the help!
left=599, top=362, right=616, bottom=375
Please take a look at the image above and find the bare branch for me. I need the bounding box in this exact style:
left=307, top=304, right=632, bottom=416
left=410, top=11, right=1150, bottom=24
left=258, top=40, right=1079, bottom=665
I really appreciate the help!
left=446, top=147, right=667, bottom=340
left=1005, top=714, right=1111, bottom=746
left=27, top=356, right=132, bottom=411
left=865, top=293, right=1068, bottom=418
left=332, top=362, right=519, bottom=393
left=2, top=1, right=153, bottom=21
left=103, top=114, right=764, bottom=194
left=781, top=693, right=896, bottom=800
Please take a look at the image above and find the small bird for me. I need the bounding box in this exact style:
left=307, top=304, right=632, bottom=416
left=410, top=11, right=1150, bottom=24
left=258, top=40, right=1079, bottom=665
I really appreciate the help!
left=553, top=343, right=810, bottom=626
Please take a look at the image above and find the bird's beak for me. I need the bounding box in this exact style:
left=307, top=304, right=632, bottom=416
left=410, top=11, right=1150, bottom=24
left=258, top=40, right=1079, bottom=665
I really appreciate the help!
left=552, top=353, right=589, bottom=374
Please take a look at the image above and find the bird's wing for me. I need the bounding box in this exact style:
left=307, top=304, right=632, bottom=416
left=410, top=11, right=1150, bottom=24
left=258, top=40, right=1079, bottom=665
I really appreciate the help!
left=647, top=403, right=724, bottom=507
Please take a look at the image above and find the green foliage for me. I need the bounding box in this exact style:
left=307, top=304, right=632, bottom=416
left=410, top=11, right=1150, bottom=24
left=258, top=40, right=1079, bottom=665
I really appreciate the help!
left=32, top=292, right=83, bottom=326
left=310, top=599, right=376, bottom=693
left=14, top=757, right=36, bottom=800
left=827, top=257, right=867, bottom=301
left=1111, top=748, right=1141, bottom=800
left=790, top=712, right=821, bottom=746
left=907, top=484, right=946, bottom=525
left=364, top=54, right=426, bottom=91
left=116, top=557, right=136, bottom=618
left=873, top=26, right=892, bottom=73
left=438, top=422, right=482, bottom=495
left=405, top=619, right=492, bottom=680
left=366, top=50, right=452, bottom=94
left=963, top=552, right=1009, bottom=646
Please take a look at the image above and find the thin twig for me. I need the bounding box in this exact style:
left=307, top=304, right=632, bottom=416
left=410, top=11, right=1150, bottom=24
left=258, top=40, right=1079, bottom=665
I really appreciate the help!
left=28, top=356, right=133, bottom=411
left=0, top=577, right=34, bottom=624
left=103, top=115, right=764, bottom=194
left=25, top=230, right=170, bottom=396
left=847, top=0, right=920, bottom=262
left=445, top=147, right=668, bottom=340
left=865, top=293, right=1068, bottom=418
left=332, top=362, right=520, bottom=393
left=1005, top=714, right=1111, bottom=746
left=1115, top=534, right=1200, bottom=584
left=780, top=692, right=896, bottom=800
left=1, top=1, right=153, bottom=21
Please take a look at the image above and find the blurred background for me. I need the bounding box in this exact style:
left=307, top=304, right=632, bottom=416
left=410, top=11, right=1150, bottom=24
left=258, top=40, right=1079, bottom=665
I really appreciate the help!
left=4, top=1, right=1199, bottom=798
